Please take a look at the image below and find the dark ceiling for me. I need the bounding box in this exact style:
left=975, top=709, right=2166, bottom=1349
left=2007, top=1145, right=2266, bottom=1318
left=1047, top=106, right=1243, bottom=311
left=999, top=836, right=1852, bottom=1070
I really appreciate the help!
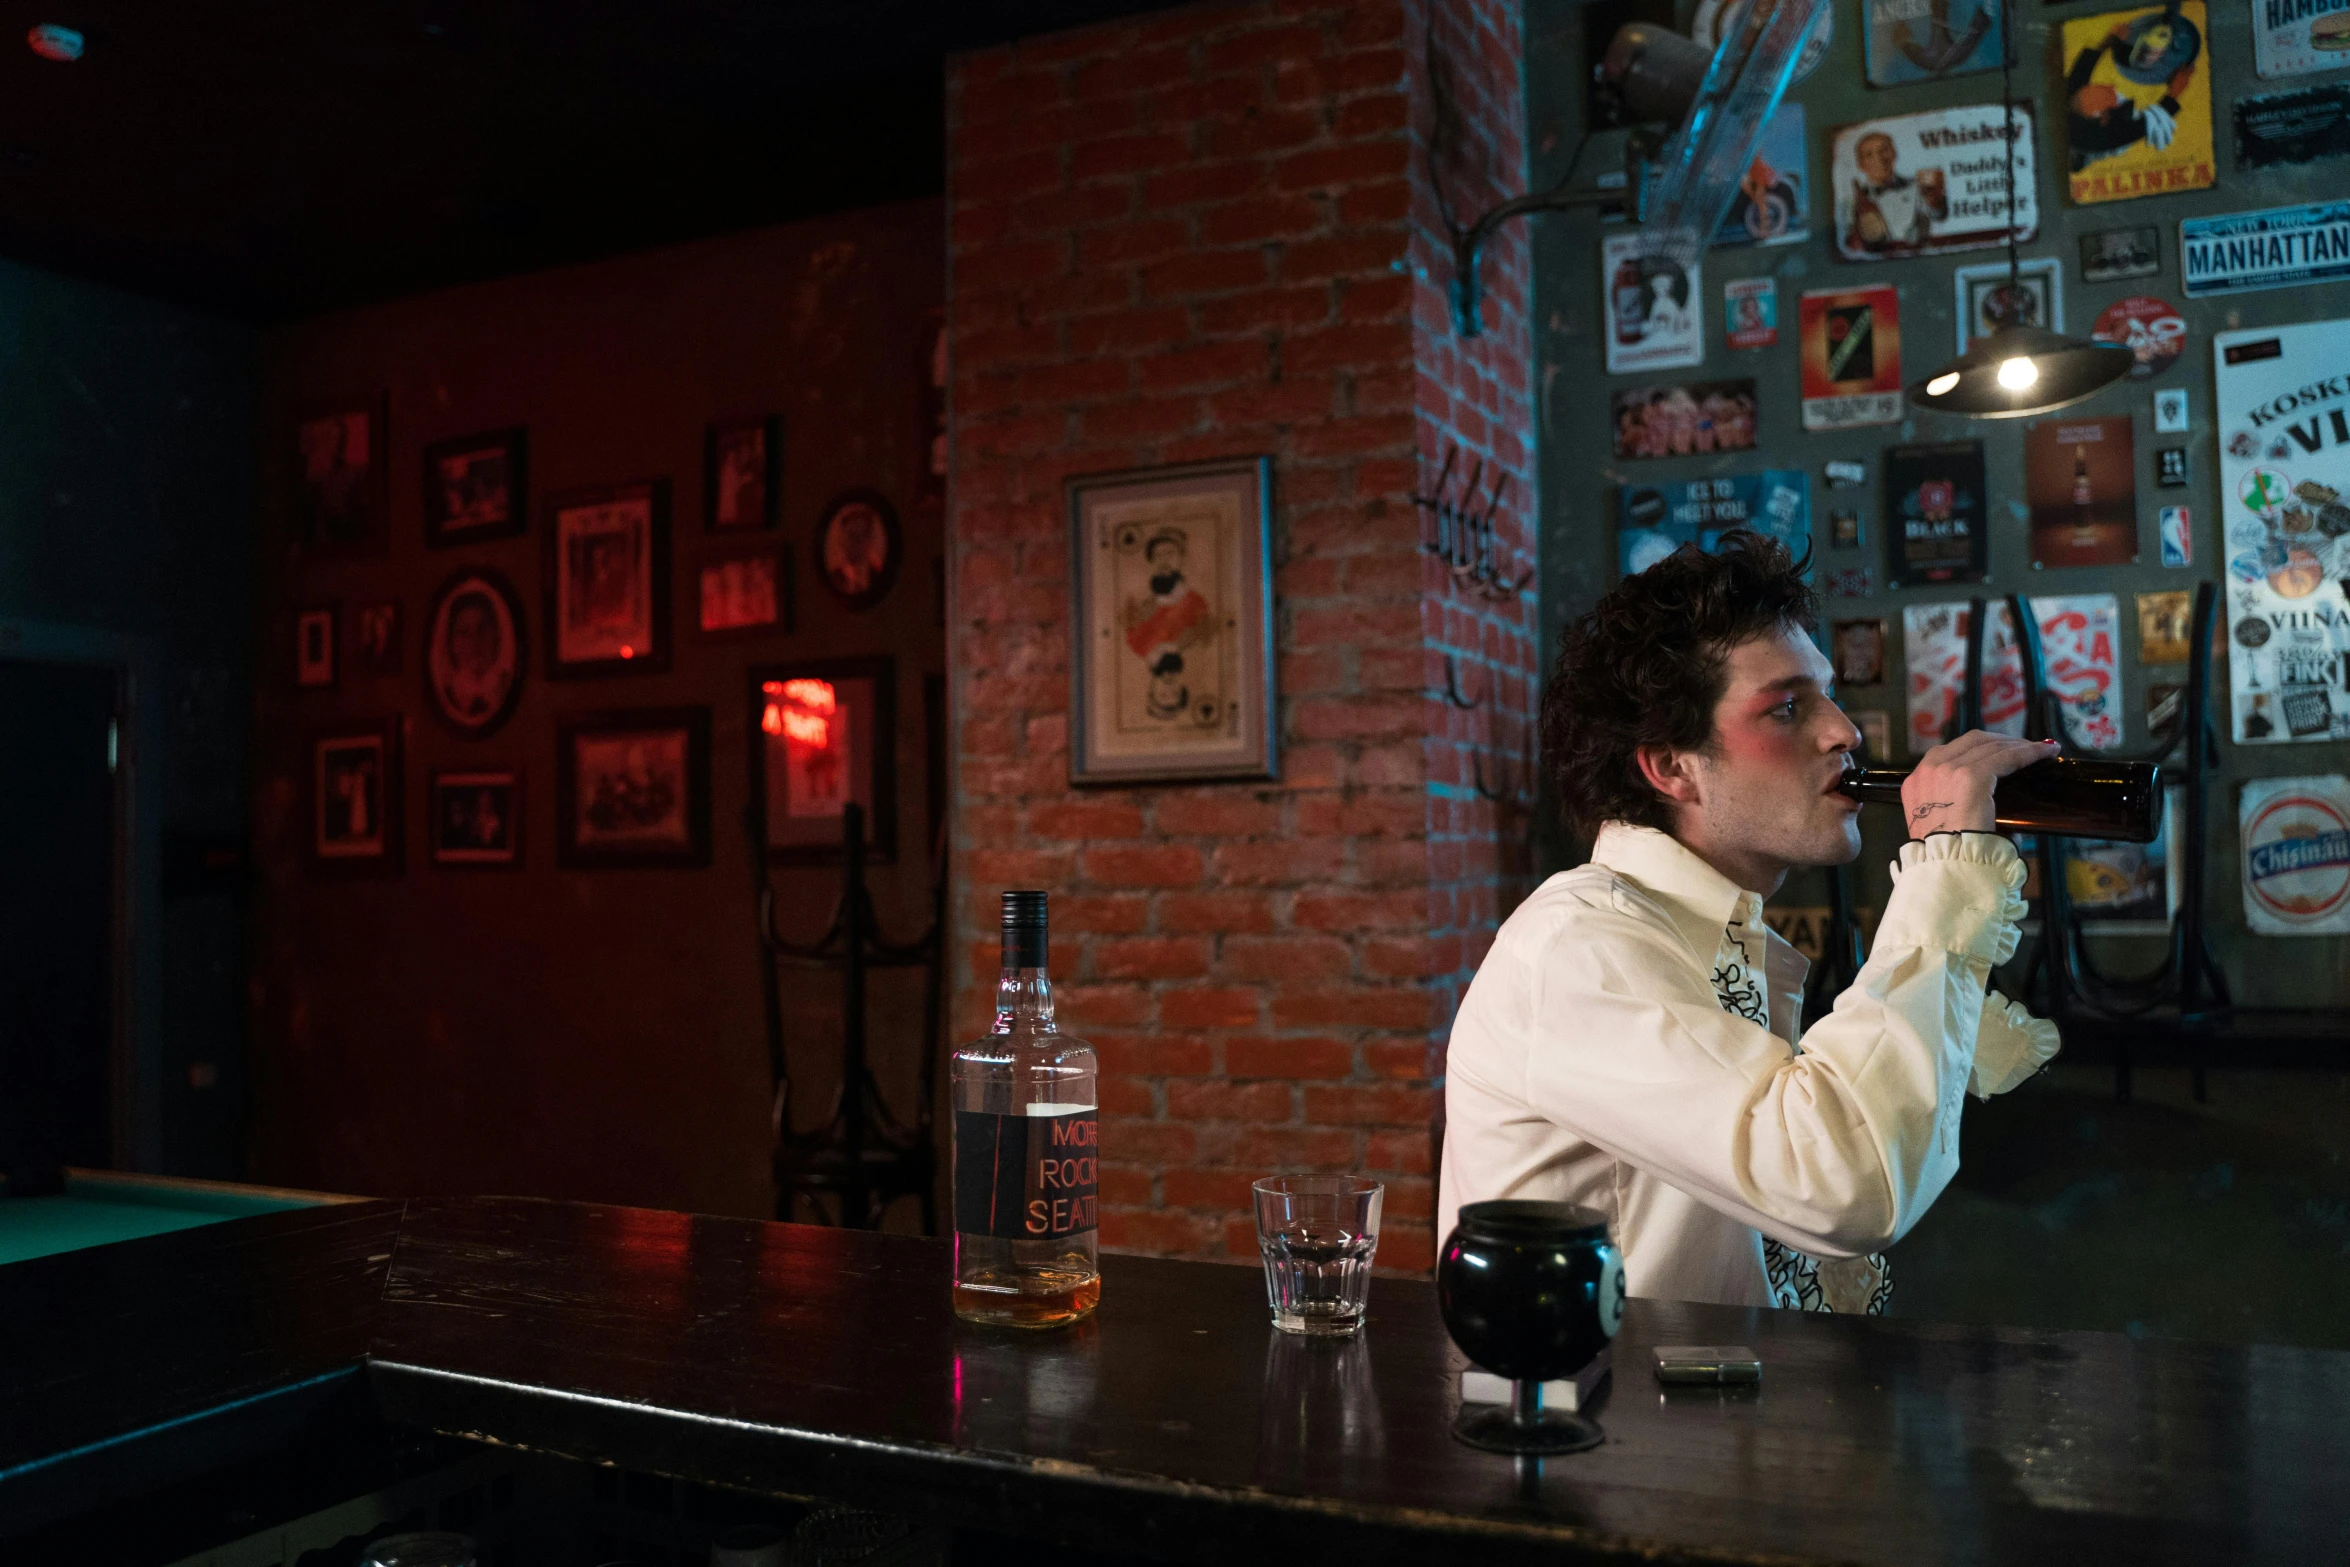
left=0, top=1, right=1187, bottom=320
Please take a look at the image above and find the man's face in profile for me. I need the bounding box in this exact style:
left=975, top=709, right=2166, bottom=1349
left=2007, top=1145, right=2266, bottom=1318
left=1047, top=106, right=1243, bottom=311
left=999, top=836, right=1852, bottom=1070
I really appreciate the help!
left=1682, top=624, right=1865, bottom=874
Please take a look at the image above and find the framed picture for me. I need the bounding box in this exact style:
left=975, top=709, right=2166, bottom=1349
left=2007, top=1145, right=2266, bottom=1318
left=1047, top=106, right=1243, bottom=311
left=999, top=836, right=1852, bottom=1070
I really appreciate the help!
left=697, top=544, right=794, bottom=638
left=750, top=658, right=897, bottom=865
left=1951, top=258, right=2062, bottom=353
left=1832, top=619, right=1887, bottom=686
left=2080, top=225, right=2160, bottom=283
left=815, top=488, right=902, bottom=611
left=706, top=416, right=780, bottom=532
left=430, top=769, right=521, bottom=868
left=353, top=601, right=401, bottom=676
left=546, top=479, right=670, bottom=677
left=296, top=606, right=337, bottom=689
left=423, top=427, right=528, bottom=547
left=1067, top=457, right=1277, bottom=784
left=311, top=721, right=401, bottom=875
left=294, top=398, right=387, bottom=554
left=424, top=569, right=527, bottom=737
left=556, top=707, right=710, bottom=868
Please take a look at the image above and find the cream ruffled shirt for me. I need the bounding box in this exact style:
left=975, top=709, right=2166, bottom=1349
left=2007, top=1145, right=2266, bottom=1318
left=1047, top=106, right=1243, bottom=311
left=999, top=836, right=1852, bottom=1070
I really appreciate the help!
left=1438, top=823, right=2060, bottom=1311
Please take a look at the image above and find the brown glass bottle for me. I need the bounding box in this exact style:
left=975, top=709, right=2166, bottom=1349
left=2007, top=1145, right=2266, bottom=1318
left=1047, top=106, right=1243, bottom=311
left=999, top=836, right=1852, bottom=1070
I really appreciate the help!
left=1836, top=755, right=2163, bottom=842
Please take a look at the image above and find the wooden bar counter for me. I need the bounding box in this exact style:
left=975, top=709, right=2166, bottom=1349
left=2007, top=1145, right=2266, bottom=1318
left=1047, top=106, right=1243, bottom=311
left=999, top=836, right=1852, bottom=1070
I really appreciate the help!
left=4, top=1195, right=2345, bottom=1563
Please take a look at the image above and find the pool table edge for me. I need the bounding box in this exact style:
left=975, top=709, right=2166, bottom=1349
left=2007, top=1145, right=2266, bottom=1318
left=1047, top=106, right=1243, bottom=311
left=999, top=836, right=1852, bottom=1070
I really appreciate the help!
left=63, top=1167, right=366, bottom=1206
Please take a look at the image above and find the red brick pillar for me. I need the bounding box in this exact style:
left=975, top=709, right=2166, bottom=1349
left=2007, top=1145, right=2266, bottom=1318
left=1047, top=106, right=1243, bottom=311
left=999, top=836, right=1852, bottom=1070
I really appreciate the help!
left=946, top=0, right=1533, bottom=1272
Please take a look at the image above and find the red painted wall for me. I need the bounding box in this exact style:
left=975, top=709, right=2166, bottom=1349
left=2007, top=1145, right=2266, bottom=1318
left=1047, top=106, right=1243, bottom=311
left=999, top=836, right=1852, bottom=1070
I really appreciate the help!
left=946, top=0, right=1533, bottom=1271
left=248, top=201, right=946, bottom=1217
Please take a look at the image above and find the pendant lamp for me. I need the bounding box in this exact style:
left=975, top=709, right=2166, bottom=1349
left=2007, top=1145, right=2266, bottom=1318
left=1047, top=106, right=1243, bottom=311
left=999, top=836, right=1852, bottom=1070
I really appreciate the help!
left=1907, top=0, right=2134, bottom=417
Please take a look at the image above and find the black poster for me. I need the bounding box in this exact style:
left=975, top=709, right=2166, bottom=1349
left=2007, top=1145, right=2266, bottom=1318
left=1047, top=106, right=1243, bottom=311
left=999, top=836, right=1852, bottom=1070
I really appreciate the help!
left=2235, top=84, right=2350, bottom=169
left=1884, top=441, right=1990, bottom=587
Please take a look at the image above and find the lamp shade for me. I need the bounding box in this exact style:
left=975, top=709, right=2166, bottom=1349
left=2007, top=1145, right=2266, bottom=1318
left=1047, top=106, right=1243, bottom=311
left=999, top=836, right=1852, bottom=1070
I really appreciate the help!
left=1907, top=324, right=2135, bottom=419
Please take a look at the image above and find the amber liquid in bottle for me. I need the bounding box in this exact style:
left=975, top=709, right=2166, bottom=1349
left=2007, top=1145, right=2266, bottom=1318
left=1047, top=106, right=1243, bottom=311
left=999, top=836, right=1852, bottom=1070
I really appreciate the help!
left=1837, top=755, right=2163, bottom=842
left=951, top=891, right=1100, bottom=1329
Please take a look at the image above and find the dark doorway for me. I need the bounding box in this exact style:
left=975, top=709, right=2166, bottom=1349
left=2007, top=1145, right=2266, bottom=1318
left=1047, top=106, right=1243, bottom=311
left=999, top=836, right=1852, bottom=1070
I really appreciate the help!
left=0, top=661, right=121, bottom=1189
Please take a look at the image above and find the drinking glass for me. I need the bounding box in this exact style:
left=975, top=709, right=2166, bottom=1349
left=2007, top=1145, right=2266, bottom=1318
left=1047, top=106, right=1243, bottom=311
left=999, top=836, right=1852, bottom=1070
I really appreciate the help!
left=1251, top=1175, right=1383, bottom=1335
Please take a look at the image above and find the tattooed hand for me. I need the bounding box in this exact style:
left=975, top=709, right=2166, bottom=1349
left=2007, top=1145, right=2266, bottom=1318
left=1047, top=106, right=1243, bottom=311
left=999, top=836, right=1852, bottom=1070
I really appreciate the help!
left=1902, top=731, right=2062, bottom=839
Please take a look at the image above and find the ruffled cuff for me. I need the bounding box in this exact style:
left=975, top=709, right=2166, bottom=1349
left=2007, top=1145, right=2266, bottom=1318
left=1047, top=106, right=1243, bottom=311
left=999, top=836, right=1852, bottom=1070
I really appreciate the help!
left=1971, top=990, right=2062, bottom=1098
left=1877, top=832, right=2030, bottom=964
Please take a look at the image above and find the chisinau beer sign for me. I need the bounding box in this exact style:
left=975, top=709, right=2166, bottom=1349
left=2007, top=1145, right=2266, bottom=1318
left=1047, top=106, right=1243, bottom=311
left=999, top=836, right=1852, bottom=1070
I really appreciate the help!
left=2240, top=775, right=2350, bottom=934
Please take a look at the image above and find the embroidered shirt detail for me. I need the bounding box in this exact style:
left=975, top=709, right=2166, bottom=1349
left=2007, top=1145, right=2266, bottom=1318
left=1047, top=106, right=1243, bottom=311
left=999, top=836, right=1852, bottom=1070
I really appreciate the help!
left=1710, top=928, right=1769, bottom=1023
left=1713, top=920, right=1894, bottom=1317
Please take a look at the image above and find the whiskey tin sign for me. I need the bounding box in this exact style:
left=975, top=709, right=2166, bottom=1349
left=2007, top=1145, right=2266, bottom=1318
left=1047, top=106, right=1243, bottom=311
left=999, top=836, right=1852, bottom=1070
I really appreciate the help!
left=2181, top=202, right=2350, bottom=296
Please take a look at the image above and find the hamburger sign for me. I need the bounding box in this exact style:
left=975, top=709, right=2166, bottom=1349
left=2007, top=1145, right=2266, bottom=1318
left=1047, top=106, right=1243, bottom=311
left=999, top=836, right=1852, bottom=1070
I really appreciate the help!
left=2255, top=0, right=2350, bottom=79
left=2240, top=775, right=2350, bottom=934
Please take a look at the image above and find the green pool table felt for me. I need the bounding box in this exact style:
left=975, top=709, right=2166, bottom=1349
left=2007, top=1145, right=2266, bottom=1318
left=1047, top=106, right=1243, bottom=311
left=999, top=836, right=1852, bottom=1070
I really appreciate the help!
left=0, top=1175, right=317, bottom=1266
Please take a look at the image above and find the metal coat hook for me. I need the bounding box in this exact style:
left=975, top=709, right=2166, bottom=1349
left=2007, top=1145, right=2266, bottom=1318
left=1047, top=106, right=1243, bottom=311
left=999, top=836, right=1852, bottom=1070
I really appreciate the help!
left=1442, top=652, right=1484, bottom=710
left=1413, top=442, right=1532, bottom=602
left=1472, top=716, right=1536, bottom=805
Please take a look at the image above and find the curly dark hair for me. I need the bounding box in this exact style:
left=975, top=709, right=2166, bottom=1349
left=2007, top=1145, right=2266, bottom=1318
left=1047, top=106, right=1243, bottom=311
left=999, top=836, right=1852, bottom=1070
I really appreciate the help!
left=1541, top=530, right=1818, bottom=838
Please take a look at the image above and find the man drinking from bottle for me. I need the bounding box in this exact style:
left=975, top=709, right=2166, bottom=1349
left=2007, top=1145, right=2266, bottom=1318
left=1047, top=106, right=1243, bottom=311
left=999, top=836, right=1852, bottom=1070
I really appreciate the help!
left=1437, top=533, right=2060, bottom=1313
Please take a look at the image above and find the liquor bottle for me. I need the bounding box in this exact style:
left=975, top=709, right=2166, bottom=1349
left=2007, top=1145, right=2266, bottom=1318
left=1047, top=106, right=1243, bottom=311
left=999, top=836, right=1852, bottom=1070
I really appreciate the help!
left=951, top=891, right=1100, bottom=1328
left=1836, top=754, right=2164, bottom=842
left=1612, top=255, right=1646, bottom=344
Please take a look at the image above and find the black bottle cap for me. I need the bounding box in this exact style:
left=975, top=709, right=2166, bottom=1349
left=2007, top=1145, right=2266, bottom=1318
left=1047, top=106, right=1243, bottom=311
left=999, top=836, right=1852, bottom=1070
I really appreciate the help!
left=1000, top=889, right=1048, bottom=967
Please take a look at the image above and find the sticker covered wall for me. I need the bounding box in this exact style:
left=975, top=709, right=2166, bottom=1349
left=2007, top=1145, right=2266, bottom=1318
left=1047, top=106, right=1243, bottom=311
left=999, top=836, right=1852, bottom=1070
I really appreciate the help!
left=1902, top=596, right=2126, bottom=753
left=2212, top=320, right=2350, bottom=744
left=2061, top=1, right=2217, bottom=205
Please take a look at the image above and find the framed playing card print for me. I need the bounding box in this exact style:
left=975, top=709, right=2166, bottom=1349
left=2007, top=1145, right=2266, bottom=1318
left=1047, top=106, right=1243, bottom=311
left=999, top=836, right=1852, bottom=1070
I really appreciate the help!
left=1066, top=457, right=1276, bottom=784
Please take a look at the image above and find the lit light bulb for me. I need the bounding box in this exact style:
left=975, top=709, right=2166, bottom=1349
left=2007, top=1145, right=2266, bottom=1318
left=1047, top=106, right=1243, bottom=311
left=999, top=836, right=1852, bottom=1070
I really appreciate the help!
left=1997, top=356, right=2039, bottom=390
left=1927, top=372, right=1961, bottom=396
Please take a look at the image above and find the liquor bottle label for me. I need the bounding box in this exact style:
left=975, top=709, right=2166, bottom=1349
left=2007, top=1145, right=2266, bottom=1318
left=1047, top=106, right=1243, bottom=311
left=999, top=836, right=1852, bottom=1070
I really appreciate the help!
left=953, top=1109, right=1098, bottom=1240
